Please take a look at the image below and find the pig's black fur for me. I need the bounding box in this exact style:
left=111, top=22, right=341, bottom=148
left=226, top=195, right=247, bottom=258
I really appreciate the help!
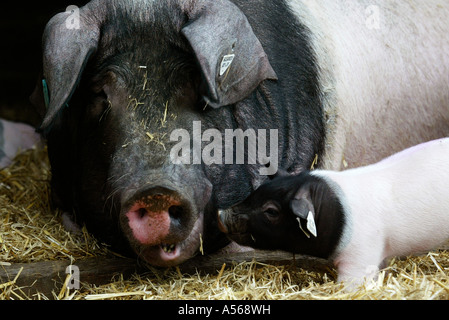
left=199, top=0, right=324, bottom=212
left=34, top=0, right=324, bottom=261
left=224, top=172, right=346, bottom=260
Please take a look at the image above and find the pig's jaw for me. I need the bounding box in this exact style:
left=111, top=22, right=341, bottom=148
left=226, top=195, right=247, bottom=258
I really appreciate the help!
left=138, top=212, right=204, bottom=267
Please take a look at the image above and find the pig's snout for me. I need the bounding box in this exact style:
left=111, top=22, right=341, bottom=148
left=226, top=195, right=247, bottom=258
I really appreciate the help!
left=118, top=168, right=211, bottom=267
left=124, top=186, right=193, bottom=247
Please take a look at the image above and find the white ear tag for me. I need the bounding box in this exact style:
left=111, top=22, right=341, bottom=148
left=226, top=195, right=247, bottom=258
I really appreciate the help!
left=296, top=217, right=310, bottom=239
left=307, top=211, right=317, bottom=237
left=220, top=54, right=236, bottom=76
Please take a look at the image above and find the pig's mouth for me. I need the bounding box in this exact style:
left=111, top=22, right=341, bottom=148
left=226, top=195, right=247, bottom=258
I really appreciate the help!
left=135, top=211, right=204, bottom=267
left=160, top=243, right=177, bottom=254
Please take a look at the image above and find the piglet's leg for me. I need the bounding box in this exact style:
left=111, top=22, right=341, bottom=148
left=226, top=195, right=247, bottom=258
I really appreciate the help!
left=336, top=254, right=383, bottom=290
left=337, top=263, right=380, bottom=288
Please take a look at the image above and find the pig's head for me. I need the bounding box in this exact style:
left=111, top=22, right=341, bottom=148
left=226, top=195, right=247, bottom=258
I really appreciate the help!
left=218, top=171, right=346, bottom=259
left=31, top=0, right=277, bottom=267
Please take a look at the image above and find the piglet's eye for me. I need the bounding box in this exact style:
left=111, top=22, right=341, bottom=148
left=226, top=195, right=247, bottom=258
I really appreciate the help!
left=262, top=202, right=280, bottom=222
left=263, top=203, right=280, bottom=222
left=264, top=208, right=279, bottom=217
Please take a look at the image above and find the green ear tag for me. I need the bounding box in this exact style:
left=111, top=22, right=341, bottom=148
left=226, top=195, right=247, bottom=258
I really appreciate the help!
left=42, top=79, right=50, bottom=109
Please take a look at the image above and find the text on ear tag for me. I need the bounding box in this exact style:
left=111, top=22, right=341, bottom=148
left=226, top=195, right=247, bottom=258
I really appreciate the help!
left=220, top=54, right=235, bottom=76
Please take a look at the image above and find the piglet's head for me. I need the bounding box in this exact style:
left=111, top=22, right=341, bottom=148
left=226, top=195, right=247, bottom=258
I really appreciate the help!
left=218, top=172, right=346, bottom=259
left=218, top=172, right=318, bottom=250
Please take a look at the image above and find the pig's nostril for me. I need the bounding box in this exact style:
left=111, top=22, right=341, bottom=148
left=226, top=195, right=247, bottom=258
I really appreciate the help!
left=137, top=208, right=148, bottom=218
left=168, top=205, right=184, bottom=221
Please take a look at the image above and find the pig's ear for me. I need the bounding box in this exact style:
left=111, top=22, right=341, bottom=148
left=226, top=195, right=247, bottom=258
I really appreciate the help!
left=181, top=0, right=278, bottom=109
left=39, top=5, right=101, bottom=131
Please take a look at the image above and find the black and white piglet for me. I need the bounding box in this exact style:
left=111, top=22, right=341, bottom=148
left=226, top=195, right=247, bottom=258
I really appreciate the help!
left=218, top=138, right=449, bottom=285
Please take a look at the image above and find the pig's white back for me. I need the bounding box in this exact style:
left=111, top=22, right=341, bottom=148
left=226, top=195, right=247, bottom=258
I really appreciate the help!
left=288, top=0, right=449, bottom=170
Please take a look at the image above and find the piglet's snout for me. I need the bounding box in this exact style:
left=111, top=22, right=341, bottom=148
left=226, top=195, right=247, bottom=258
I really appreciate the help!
left=217, top=210, right=230, bottom=233
left=124, top=187, right=192, bottom=246
left=218, top=208, right=249, bottom=234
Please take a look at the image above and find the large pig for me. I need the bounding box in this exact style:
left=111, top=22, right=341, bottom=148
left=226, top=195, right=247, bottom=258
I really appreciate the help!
left=218, top=138, right=449, bottom=285
left=31, top=0, right=449, bottom=267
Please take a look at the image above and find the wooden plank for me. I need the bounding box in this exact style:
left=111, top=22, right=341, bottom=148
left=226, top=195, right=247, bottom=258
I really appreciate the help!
left=4, top=243, right=449, bottom=299
left=0, top=256, right=144, bottom=299
left=178, top=250, right=332, bottom=274
left=0, top=251, right=331, bottom=299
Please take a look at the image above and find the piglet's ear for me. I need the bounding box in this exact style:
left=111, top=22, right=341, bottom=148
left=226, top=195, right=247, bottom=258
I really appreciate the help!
left=290, top=193, right=313, bottom=220
left=182, top=0, right=278, bottom=108
left=38, top=3, right=103, bottom=131
left=290, top=188, right=315, bottom=221
left=291, top=188, right=317, bottom=237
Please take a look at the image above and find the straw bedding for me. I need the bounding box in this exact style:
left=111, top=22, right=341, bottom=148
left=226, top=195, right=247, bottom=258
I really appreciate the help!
left=1, top=147, right=449, bottom=300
